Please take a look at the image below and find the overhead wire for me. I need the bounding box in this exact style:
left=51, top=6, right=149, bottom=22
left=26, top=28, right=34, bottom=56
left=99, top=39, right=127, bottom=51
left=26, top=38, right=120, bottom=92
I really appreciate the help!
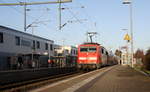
left=78, top=2, right=99, bottom=27
left=63, top=5, right=82, bottom=24
left=62, top=4, right=91, bottom=30
left=0, top=0, right=52, bottom=31
left=75, top=0, right=101, bottom=43
left=1, top=0, right=23, bottom=13
left=77, top=1, right=94, bottom=23
left=76, top=0, right=100, bottom=32
left=0, top=0, right=36, bottom=19
left=59, top=6, right=80, bottom=29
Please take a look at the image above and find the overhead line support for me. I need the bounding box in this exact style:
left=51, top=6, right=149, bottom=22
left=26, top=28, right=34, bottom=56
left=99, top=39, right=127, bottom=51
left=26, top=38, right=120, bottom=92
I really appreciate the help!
left=0, top=0, right=72, bottom=6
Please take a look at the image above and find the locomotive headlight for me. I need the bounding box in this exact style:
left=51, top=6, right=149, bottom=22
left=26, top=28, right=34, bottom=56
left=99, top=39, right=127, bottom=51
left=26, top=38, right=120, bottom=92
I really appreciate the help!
left=79, top=57, right=86, bottom=60
left=88, top=57, right=97, bottom=60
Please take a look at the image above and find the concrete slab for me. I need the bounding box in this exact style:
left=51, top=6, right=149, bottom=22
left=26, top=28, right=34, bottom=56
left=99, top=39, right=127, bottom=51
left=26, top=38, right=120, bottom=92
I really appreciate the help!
left=30, top=66, right=115, bottom=92
left=76, top=65, right=150, bottom=92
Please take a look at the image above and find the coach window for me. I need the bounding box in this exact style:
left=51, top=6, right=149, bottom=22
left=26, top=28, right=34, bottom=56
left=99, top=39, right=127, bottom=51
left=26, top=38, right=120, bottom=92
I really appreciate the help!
left=101, top=48, right=104, bottom=54
left=75, top=50, right=77, bottom=54
left=0, top=32, right=3, bottom=43
left=74, top=50, right=76, bottom=55
left=37, top=41, right=40, bottom=49
left=71, top=50, right=73, bottom=54
left=15, top=36, right=20, bottom=46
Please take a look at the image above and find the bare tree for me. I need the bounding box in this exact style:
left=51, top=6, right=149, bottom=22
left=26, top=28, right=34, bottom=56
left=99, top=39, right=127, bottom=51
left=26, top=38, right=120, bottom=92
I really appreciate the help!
left=145, top=49, right=150, bottom=70
left=134, top=49, right=145, bottom=68
left=134, top=49, right=144, bottom=58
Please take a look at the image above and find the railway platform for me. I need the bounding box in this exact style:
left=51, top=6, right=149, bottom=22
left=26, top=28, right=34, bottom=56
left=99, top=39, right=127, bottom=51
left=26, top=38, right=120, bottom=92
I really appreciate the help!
left=30, top=65, right=150, bottom=92
left=0, top=67, right=77, bottom=91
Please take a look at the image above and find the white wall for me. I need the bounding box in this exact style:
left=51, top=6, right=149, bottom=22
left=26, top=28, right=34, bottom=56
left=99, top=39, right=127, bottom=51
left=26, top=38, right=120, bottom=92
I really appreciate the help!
left=0, top=27, right=54, bottom=56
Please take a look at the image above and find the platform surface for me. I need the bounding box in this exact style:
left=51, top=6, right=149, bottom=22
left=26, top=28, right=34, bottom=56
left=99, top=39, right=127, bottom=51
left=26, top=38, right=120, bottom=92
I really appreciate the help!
left=31, top=65, right=150, bottom=92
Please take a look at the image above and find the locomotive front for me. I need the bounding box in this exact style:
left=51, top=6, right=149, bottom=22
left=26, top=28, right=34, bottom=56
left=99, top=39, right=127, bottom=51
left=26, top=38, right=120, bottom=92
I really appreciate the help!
left=77, top=43, right=101, bottom=70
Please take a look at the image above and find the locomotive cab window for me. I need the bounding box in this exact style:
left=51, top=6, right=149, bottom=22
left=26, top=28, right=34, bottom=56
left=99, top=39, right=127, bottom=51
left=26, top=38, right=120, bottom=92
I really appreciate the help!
left=80, top=46, right=97, bottom=52
left=88, top=47, right=97, bottom=52
left=80, top=47, right=88, bottom=52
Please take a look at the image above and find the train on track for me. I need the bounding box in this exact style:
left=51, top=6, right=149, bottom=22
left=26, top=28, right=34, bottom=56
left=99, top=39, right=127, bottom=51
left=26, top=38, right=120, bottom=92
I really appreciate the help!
left=1, top=43, right=117, bottom=70
left=77, top=42, right=117, bottom=70
left=0, top=43, right=117, bottom=71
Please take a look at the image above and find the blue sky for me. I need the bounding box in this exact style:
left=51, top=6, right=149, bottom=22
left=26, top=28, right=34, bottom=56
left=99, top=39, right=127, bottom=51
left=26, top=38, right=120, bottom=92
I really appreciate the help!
left=0, top=0, right=150, bottom=52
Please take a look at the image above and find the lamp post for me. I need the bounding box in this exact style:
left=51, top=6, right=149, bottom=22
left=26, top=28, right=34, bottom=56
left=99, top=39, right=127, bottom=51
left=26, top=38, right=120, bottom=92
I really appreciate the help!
left=123, top=0, right=134, bottom=67
left=26, top=24, right=37, bottom=62
left=24, top=2, right=27, bottom=32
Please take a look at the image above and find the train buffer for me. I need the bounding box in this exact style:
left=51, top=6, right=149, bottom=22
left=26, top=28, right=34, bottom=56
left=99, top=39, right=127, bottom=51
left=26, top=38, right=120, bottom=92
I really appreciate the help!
left=30, top=65, right=150, bottom=92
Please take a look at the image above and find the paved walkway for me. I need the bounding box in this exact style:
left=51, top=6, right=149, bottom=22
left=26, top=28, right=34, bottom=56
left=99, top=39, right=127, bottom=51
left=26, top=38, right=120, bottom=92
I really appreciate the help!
left=76, top=65, right=150, bottom=92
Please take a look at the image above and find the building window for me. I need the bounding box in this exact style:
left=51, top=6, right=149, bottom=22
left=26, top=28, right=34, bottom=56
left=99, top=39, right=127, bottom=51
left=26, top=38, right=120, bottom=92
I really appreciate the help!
left=37, top=41, right=40, bottom=49
left=45, top=43, right=48, bottom=50
left=50, top=44, right=53, bottom=51
left=15, top=36, right=20, bottom=46
left=21, top=39, right=31, bottom=47
left=32, top=40, right=35, bottom=49
left=0, top=32, right=3, bottom=43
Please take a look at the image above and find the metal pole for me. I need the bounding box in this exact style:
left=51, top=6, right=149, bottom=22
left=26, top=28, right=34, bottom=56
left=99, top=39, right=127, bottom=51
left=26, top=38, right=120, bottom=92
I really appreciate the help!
left=48, top=43, right=51, bottom=59
left=24, top=3, right=27, bottom=31
left=126, top=41, right=129, bottom=65
left=48, top=43, right=51, bottom=67
left=31, top=27, right=34, bottom=61
left=123, top=0, right=134, bottom=67
left=122, top=29, right=129, bottom=65
left=129, top=1, right=134, bottom=67
left=0, top=0, right=72, bottom=6
left=59, top=0, right=62, bottom=30
left=86, top=32, right=89, bottom=42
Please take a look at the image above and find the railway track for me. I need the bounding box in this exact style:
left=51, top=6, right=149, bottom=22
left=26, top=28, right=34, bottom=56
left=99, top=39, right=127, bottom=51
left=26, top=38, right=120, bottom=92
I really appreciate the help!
left=0, top=70, right=85, bottom=92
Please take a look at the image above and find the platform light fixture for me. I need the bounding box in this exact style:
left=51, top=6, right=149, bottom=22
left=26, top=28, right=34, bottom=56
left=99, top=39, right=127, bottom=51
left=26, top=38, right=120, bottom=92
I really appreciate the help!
left=123, top=0, right=134, bottom=67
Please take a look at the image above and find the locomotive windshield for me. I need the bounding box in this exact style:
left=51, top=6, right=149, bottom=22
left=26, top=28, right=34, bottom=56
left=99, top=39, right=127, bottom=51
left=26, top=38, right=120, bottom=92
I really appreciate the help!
left=80, top=46, right=97, bottom=52
left=80, top=47, right=88, bottom=52
left=89, top=47, right=97, bottom=52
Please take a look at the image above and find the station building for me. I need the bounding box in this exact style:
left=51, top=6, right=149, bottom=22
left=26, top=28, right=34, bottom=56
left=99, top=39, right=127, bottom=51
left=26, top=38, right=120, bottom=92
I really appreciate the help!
left=121, top=52, right=132, bottom=65
left=54, top=45, right=77, bottom=56
left=0, top=25, right=54, bottom=70
left=52, top=45, right=77, bottom=67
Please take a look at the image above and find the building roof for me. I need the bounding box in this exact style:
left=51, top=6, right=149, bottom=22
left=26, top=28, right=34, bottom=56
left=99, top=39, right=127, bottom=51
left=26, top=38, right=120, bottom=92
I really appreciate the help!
left=0, top=25, right=54, bottom=43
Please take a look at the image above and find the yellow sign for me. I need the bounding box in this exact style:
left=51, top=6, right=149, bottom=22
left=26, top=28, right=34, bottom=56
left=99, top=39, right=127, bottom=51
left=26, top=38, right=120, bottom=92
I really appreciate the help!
left=124, top=34, right=131, bottom=41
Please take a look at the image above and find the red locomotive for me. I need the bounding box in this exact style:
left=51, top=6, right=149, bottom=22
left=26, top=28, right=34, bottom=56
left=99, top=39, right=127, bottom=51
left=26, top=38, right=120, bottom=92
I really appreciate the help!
left=77, top=43, right=108, bottom=69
